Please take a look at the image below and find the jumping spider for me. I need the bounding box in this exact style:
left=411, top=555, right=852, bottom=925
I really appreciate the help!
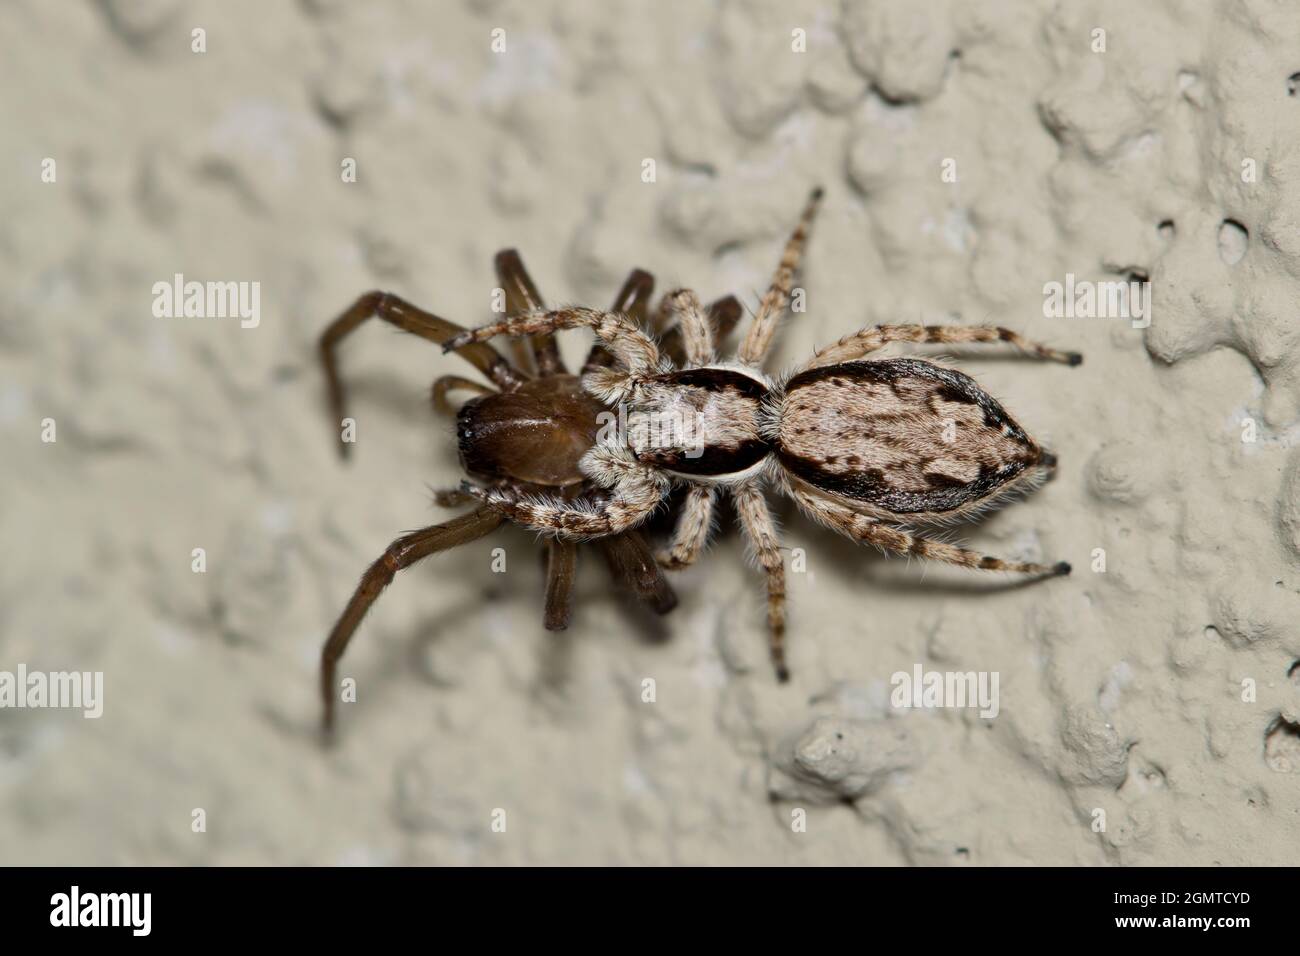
left=319, top=186, right=1080, bottom=732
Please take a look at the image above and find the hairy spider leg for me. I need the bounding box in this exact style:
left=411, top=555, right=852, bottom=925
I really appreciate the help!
left=737, top=187, right=825, bottom=367
left=733, top=483, right=790, bottom=681
left=799, top=323, right=1083, bottom=373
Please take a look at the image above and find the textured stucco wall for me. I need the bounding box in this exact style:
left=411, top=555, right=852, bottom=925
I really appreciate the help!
left=2, top=0, right=1298, bottom=864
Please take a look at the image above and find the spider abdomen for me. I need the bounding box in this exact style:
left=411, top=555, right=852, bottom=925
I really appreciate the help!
left=776, top=358, right=1048, bottom=515
left=457, top=374, right=608, bottom=488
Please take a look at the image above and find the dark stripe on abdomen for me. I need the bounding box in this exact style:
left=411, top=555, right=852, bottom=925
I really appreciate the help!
left=644, top=438, right=771, bottom=476
left=779, top=452, right=1028, bottom=513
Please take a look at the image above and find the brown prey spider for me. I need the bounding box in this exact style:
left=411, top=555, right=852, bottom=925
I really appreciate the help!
left=318, top=244, right=746, bottom=732
left=438, top=187, right=1081, bottom=683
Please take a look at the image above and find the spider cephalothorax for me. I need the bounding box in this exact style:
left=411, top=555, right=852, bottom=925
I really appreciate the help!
left=440, top=187, right=1080, bottom=681
left=317, top=249, right=745, bottom=732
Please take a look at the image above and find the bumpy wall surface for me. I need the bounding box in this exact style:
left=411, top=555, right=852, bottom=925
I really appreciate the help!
left=2, top=0, right=1298, bottom=864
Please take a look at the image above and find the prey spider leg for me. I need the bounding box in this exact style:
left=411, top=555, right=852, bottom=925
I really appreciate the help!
left=431, top=486, right=479, bottom=507
left=431, top=375, right=494, bottom=417
left=543, top=538, right=578, bottom=630
left=495, top=249, right=566, bottom=376
left=320, top=291, right=527, bottom=457
left=320, top=506, right=503, bottom=732
left=600, top=530, right=679, bottom=615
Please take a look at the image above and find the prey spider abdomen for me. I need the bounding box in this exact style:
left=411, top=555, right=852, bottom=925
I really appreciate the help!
left=456, top=374, right=605, bottom=487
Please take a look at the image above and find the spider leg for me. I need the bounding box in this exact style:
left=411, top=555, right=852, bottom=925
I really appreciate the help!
left=733, top=484, right=790, bottom=681
left=658, top=294, right=743, bottom=367
left=495, top=249, right=566, bottom=376
left=585, top=268, right=655, bottom=373
left=601, top=531, right=679, bottom=614
left=320, top=291, right=526, bottom=459
left=707, top=295, right=744, bottom=346
left=443, top=307, right=662, bottom=377
left=799, top=324, right=1083, bottom=373
left=543, top=538, right=578, bottom=630
left=445, top=307, right=667, bottom=407
left=737, top=187, right=824, bottom=367
left=320, top=506, right=504, bottom=734
left=462, top=443, right=669, bottom=540
left=431, top=374, right=494, bottom=417
left=431, top=487, right=478, bottom=507
left=661, top=289, right=715, bottom=366
left=657, top=485, right=717, bottom=569
left=788, top=483, right=1071, bottom=577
